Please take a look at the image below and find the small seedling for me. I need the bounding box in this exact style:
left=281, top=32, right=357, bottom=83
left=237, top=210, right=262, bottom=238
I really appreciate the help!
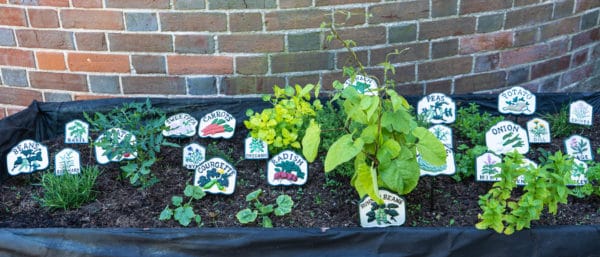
left=159, top=184, right=206, bottom=227
left=236, top=189, right=294, bottom=228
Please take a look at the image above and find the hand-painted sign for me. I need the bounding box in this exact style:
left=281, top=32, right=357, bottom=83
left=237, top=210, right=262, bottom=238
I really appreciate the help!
left=359, top=189, right=405, bottom=228
left=569, top=100, right=593, bottom=126
left=6, top=139, right=49, bottom=175
left=419, top=146, right=455, bottom=176
left=55, top=148, right=81, bottom=175
left=565, top=135, right=593, bottom=161
left=245, top=137, right=268, bottom=159
left=163, top=113, right=198, bottom=138
left=267, top=150, right=308, bottom=186
left=194, top=158, right=237, bottom=195
left=94, top=128, right=137, bottom=165
left=65, top=119, right=89, bottom=144
left=476, top=152, right=502, bottom=182
left=486, top=121, right=529, bottom=155
left=199, top=110, right=236, bottom=139
left=515, top=158, right=537, bottom=186
left=183, top=143, right=205, bottom=170
left=498, top=86, right=535, bottom=115
left=429, top=125, right=453, bottom=148
left=527, top=118, right=551, bottom=143
left=568, top=159, right=588, bottom=186
left=343, top=75, right=378, bottom=95
left=417, top=93, right=456, bottom=124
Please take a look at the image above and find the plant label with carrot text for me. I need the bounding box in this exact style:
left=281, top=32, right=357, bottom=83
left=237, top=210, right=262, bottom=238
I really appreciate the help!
left=194, top=158, right=237, bottom=195
left=565, top=135, right=593, bottom=161
left=94, top=128, right=137, bottom=165
left=163, top=113, right=198, bottom=138
left=343, top=75, right=378, bottom=95
left=569, top=100, right=593, bottom=126
left=65, top=119, right=89, bottom=144
left=245, top=137, right=268, bottom=159
left=476, top=152, right=502, bottom=182
left=267, top=150, right=308, bottom=186
left=7, top=139, right=49, bottom=175
left=183, top=143, right=205, bottom=170
left=359, top=189, right=405, bottom=228
left=429, top=125, right=453, bottom=148
left=55, top=148, right=81, bottom=175
left=498, top=86, right=535, bottom=115
left=199, top=110, right=236, bottom=139
left=418, top=146, right=455, bottom=176
left=418, top=93, right=456, bottom=124
left=527, top=118, right=550, bottom=143
left=486, top=121, right=529, bottom=155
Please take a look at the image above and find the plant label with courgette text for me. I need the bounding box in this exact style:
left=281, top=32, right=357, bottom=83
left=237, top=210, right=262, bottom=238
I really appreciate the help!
left=65, top=119, right=89, bottom=144
left=245, top=137, right=268, bottom=159
left=565, top=135, right=593, bottom=161
left=267, top=150, right=308, bottom=186
left=94, top=128, right=137, bottom=165
left=199, top=110, right=236, bottom=139
left=516, top=158, right=537, bottom=186
left=429, top=125, right=453, bottom=148
left=359, top=189, right=405, bottom=228
left=55, top=148, right=81, bottom=175
left=476, top=152, right=502, bottom=182
left=194, top=158, right=237, bottom=195
left=568, top=159, right=588, bottom=186
left=163, top=113, right=198, bottom=138
left=486, top=121, right=529, bottom=155
left=7, top=139, right=49, bottom=175
left=526, top=118, right=551, bottom=143
left=343, top=75, right=378, bottom=95
left=569, top=100, right=593, bottom=126
left=418, top=146, right=455, bottom=176
left=498, top=86, right=535, bottom=115
left=183, top=143, right=206, bottom=170
left=417, top=93, right=456, bottom=124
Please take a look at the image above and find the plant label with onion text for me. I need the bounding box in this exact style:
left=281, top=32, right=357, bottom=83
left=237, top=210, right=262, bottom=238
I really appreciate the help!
left=565, top=135, right=593, bottom=161
left=527, top=118, right=551, bottom=143
left=418, top=146, right=455, bottom=176
left=417, top=93, right=456, bottom=124
left=569, top=100, right=593, bottom=126
left=486, top=121, right=529, bottom=155
left=163, top=113, right=198, bottom=138
left=516, top=158, right=537, bottom=186
left=55, top=148, right=81, bottom=175
left=343, top=75, right=378, bottom=95
left=65, top=119, right=89, bottom=144
left=359, top=189, right=405, bottom=228
left=429, top=125, right=453, bottom=148
left=568, top=159, right=588, bottom=186
left=7, top=139, right=49, bottom=175
left=199, top=110, right=235, bottom=139
left=183, top=143, right=205, bottom=170
left=498, top=86, right=535, bottom=115
left=476, top=152, right=502, bottom=182
left=245, top=137, right=268, bottom=159
left=194, top=158, right=237, bottom=195
left=94, top=128, right=137, bottom=165
left=267, top=150, right=308, bottom=186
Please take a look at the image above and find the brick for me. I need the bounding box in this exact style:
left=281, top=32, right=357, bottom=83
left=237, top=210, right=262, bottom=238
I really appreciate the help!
left=477, top=13, right=504, bottom=33
left=265, top=9, right=330, bottom=30
left=0, top=28, right=16, bottom=46
left=581, top=10, right=599, bottom=30
left=0, top=7, right=27, bottom=26
left=109, top=33, right=173, bottom=52
left=336, top=49, right=368, bottom=69
left=288, top=32, right=321, bottom=52
left=28, top=8, right=59, bottom=28
left=0, top=87, right=42, bottom=106
left=420, top=17, right=476, bottom=40
left=68, top=53, right=130, bottom=73
left=219, top=34, right=283, bottom=53
left=425, top=80, right=452, bottom=94
left=72, top=0, right=102, bottom=8
left=460, top=0, right=511, bottom=14
left=548, top=38, right=570, bottom=57
left=334, top=8, right=365, bottom=27
left=61, top=10, right=124, bottom=30
left=531, top=55, right=571, bottom=79
left=371, top=42, right=428, bottom=64
left=575, top=0, right=600, bottom=12
left=460, top=31, right=513, bottom=54
left=106, top=0, right=170, bottom=8
left=36, top=0, right=69, bottom=7
left=500, top=44, right=548, bottom=67
left=393, top=83, right=424, bottom=96
left=236, top=56, right=268, bottom=75
left=554, top=0, right=575, bottom=19
left=29, top=71, right=87, bottom=92
left=125, top=12, right=158, bottom=32
left=187, top=77, right=217, bottom=95
left=161, top=12, right=227, bottom=32
left=0, top=110, right=4, bottom=120
left=541, top=17, right=580, bottom=40
left=174, top=0, right=205, bottom=9
left=571, top=48, right=588, bottom=67
left=1, top=68, right=28, bottom=87
left=474, top=53, right=500, bottom=72
left=366, top=64, right=416, bottom=84
left=389, top=24, right=417, bottom=43
left=455, top=71, right=507, bottom=93
left=6, top=106, right=26, bottom=116
left=36, top=51, right=66, bottom=70
left=321, top=71, right=343, bottom=90
left=315, top=0, right=378, bottom=6
left=229, top=12, right=262, bottom=32
left=288, top=74, right=320, bottom=87
left=175, top=35, right=215, bottom=54
left=89, top=75, right=121, bottom=94
left=74, top=94, right=117, bottom=101
left=538, top=76, right=561, bottom=92
left=208, top=0, right=276, bottom=9
left=418, top=57, right=472, bottom=80
left=514, top=0, right=539, bottom=6
left=326, top=26, right=386, bottom=49
left=168, top=56, right=233, bottom=75
left=75, top=32, right=107, bottom=51
left=221, top=76, right=285, bottom=95
left=44, top=92, right=72, bottom=102
left=122, top=76, right=186, bottom=94
left=432, top=39, right=458, bottom=59
left=280, top=0, right=312, bottom=8
left=432, top=0, right=457, bottom=17
left=571, top=28, right=599, bottom=50
left=561, top=64, right=593, bottom=85
left=507, top=67, right=530, bottom=86
left=271, top=52, right=334, bottom=73
left=0, top=48, right=35, bottom=67
left=132, top=55, right=166, bottom=74
left=368, top=1, right=429, bottom=24
left=514, top=28, right=539, bottom=47
left=16, top=30, right=74, bottom=50
left=505, top=4, right=553, bottom=29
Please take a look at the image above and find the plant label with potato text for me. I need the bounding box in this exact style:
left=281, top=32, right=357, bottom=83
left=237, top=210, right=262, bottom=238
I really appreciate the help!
left=359, top=189, right=405, bottom=228
left=498, top=86, right=535, bottom=115
left=267, top=150, right=308, bottom=186
left=199, top=110, right=236, bottom=139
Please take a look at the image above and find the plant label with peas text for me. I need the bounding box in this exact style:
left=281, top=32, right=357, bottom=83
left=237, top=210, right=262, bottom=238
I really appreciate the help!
left=94, top=128, right=137, bottom=165
left=526, top=118, right=551, bottom=143
left=569, top=100, right=593, bottom=126
left=183, top=143, right=205, bottom=170
left=429, top=125, right=453, bottom=148
left=418, top=146, right=455, bottom=176
left=7, top=139, right=49, bottom=175
left=244, top=137, right=268, bottom=159
left=359, top=189, right=405, bottom=228
left=194, top=158, right=237, bottom=195
left=55, top=148, right=81, bottom=175
left=417, top=93, right=456, bottom=124
left=516, top=158, right=537, bottom=186
left=267, top=150, right=308, bottom=186
left=163, top=113, right=198, bottom=138
left=343, top=75, right=378, bottom=95
left=199, top=110, right=236, bottom=139
left=476, top=152, right=502, bottom=182
left=65, top=119, right=89, bottom=144
left=498, top=86, right=536, bottom=115
left=565, top=135, right=593, bottom=161
left=568, top=159, right=588, bottom=186
left=486, top=121, right=529, bottom=155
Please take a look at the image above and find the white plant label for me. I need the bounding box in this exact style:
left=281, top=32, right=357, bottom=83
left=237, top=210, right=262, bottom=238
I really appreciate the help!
left=476, top=152, right=502, bottom=182
left=6, top=139, right=49, bottom=175
left=526, top=118, right=551, bottom=143
left=343, top=75, right=378, bottom=95
left=244, top=137, right=268, bottom=159
left=94, top=128, right=137, bottom=165
left=565, top=135, right=593, bottom=161
left=498, top=86, right=536, bottom=115
left=163, top=113, right=198, bottom=138
left=199, top=110, right=236, bottom=139
left=429, top=125, right=453, bottom=148
left=568, top=159, right=588, bottom=186
left=516, top=158, right=537, bottom=186
left=419, top=146, right=455, bottom=176
left=194, top=158, right=237, bottom=195
left=183, top=143, right=206, bottom=170
left=486, top=121, right=529, bottom=155
left=65, top=119, right=89, bottom=144
left=417, top=93, right=456, bottom=124
left=569, top=100, right=593, bottom=126
left=359, top=189, right=405, bottom=228
left=55, top=148, right=81, bottom=175
left=267, top=150, right=308, bottom=186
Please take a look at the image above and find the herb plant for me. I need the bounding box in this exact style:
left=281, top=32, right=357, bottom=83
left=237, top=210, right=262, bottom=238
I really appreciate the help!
left=159, top=184, right=206, bottom=227
left=236, top=189, right=294, bottom=228
left=38, top=166, right=100, bottom=210
left=542, top=105, right=583, bottom=137
left=452, top=144, right=487, bottom=181
left=454, top=103, right=504, bottom=146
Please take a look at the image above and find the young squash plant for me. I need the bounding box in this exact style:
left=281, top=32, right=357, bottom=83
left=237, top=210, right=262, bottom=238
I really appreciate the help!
left=236, top=189, right=294, bottom=228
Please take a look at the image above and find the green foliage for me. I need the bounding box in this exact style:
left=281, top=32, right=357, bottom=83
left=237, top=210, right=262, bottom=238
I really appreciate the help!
left=85, top=99, right=179, bottom=188
left=455, top=103, right=504, bottom=145
left=316, top=102, right=354, bottom=178
left=236, top=189, right=294, bottom=228
left=38, top=166, right=100, bottom=210
left=542, top=105, right=584, bottom=137
left=476, top=151, right=573, bottom=235
left=452, top=144, right=488, bottom=182
left=159, top=184, right=206, bottom=227
left=244, top=84, right=323, bottom=159
left=571, top=148, right=600, bottom=198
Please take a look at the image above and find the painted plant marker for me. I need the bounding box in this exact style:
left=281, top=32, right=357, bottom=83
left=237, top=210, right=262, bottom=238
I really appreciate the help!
left=569, top=100, right=593, bottom=126
left=359, top=189, right=406, bottom=228
left=194, top=158, right=237, bottom=195
left=267, top=150, right=308, bottom=186
left=55, top=148, right=81, bottom=175
left=183, top=143, right=205, bottom=170
left=343, top=75, right=378, bottom=95
left=486, top=121, right=529, bottom=155
left=526, top=118, right=551, bottom=143
left=429, top=125, right=453, bottom=148
left=419, top=146, right=455, bottom=176
left=417, top=93, right=456, bottom=124
left=65, top=119, right=89, bottom=144
left=568, top=159, right=588, bottom=186
left=245, top=137, right=268, bottom=159
left=516, top=158, right=537, bottom=186
left=6, top=139, right=49, bottom=175
left=94, top=128, right=137, bottom=165
left=498, top=86, right=536, bottom=115
left=476, top=152, right=502, bottom=182
left=163, top=113, right=198, bottom=138
left=565, top=135, right=593, bottom=161
left=198, top=110, right=236, bottom=139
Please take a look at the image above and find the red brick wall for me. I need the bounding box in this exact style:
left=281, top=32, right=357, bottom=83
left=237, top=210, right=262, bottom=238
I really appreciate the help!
left=0, top=0, right=598, bottom=117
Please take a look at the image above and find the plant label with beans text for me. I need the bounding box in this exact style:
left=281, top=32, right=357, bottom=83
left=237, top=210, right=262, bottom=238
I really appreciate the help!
left=476, top=152, right=502, bottom=182
left=429, top=125, right=453, bottom=148
left=244, top=137, right=268, bottom=159
left=163, top=113, right=198, bottom=138
left=418, top=93, right=456, bottom=124
left=569, top=100, right=593, bottom=126
left=267, top=150, right=308, bottom=186
left=527, top=118, right=551, bottom=143
left=199, top=110, right=236, bottom=139
left=359, top=189, right=405, bottom=228
left=498, top=86, right=536, bottom=115
left=194, top=158, right=237, bottom=195
left=183, top=143, right=205, bottom=170
left=65, top=119, right=89, bottom=144
left=486, top=121, right=529, bottom=155
left=343, top=75, right=378, bottom=95
left=94, top=128, right=137, bottom=165
left=7, top=139, right=49, bottom=175
left=565, top=135, right=593, bottom=161
left=418, top=146, right=455, bottom=176
left=55, top=148, right=81, bottom=175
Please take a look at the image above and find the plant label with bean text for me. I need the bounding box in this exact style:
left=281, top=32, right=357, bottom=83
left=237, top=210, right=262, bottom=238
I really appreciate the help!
left=429, top=125, right=453, bottom=148
left=194, top=158, right=237, bottom=195
left=343, top=75, right=378, bottom=95
left=245, top=137, right=268, bottom=159
left=476, top=152, right=502, bottom=182
left=418, top=146, right=455, bottom=176
left=199, top=110, right=236, bottom=139
left=7, top=140, right=49, bottom=175
left=65, top=119, right=89, bottom=144
left=486, top=121, right=529, bottom=155
left=568, top=159, right=588, bottom=186
left=55, top=148, right=81, bottom=175
left=267, top=150, right=308, bottom=186
left=94, top=128, right=137, bottom=165
left=565, top=135, right=593, bottom=161
left=163, top=113, right=198, bottom=138
left=183, top=143, right=205, bottom=170
left=498, top=86, right=535, bottom=115
left=569, top=100, right=593, bottom=126
left=418, top=93, right=456, bottom=124
left=359, top=189, right=405, bottom=228
left=527, top=118, right=551, bottom=143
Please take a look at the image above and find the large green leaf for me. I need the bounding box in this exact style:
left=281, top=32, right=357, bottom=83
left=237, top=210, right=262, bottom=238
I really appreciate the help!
left=376, top=140, right=401, bottom=167
left=302, top=119, right=321, bottom=163
left=236, top=209, right=258, bottom=224
left=351, top=153, right=382, bottom=203
left=360, top=124, right=378, bottom=144
left=274, top=195, right=294, bottom=216
left=324, top=134, right=364, bottom=172
left=381, top=110, right=413, bottom=134
left=379, top=157, right=420, bottom=195
left=413, top=127, right=446, bottom=166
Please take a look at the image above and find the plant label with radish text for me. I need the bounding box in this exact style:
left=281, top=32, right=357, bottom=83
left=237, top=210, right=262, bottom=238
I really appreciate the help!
left=7, top=139, right=49, bottom=175
left=527, top=118, right=551, bottom=143
left=418, top=93, right=456, bottom=124
left=94, top=128, right=137, bottom=165
left=498, top=86, right=535, bottom=115
left=486, top=121, right=529, bottom=155
left=163, top=113, right=198, bottom=138
left=476, top=152, right=502, bottom=182
left=569, top=100, right=593, bottom=126
left=183, top=143, right=206, bottom=170
left=343, top=75, right=378, bottom=95
left=55, top=148, right=81, bottom=175
left=565, top=135, right=593, bottom=161
left=359, top=189, right=405, bottom=228
left=199, top=110, right=236, bottom=139
left=194, top=158, right=237, bottom=195
left=65, top=119, right=89, bottom=144
left=267, top=150, right=308, bottom=186
left=245, top=137, right=268, bottom=159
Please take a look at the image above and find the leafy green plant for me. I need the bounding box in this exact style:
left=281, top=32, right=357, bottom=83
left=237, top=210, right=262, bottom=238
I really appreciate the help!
left=572, top=148, right=600, bottom=198
left=454, top=103, right=504, bottom=146
left=452, top=144, right=488, bottom=181
left=236, top=189, right=294, bottom=228
left=38, top=166, right=100, bottom=210
left=316, top=102, right=354, bottom=178
left=542, top=105, right=584, bottom=137
left=159, top=184, right=206, bottom=227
